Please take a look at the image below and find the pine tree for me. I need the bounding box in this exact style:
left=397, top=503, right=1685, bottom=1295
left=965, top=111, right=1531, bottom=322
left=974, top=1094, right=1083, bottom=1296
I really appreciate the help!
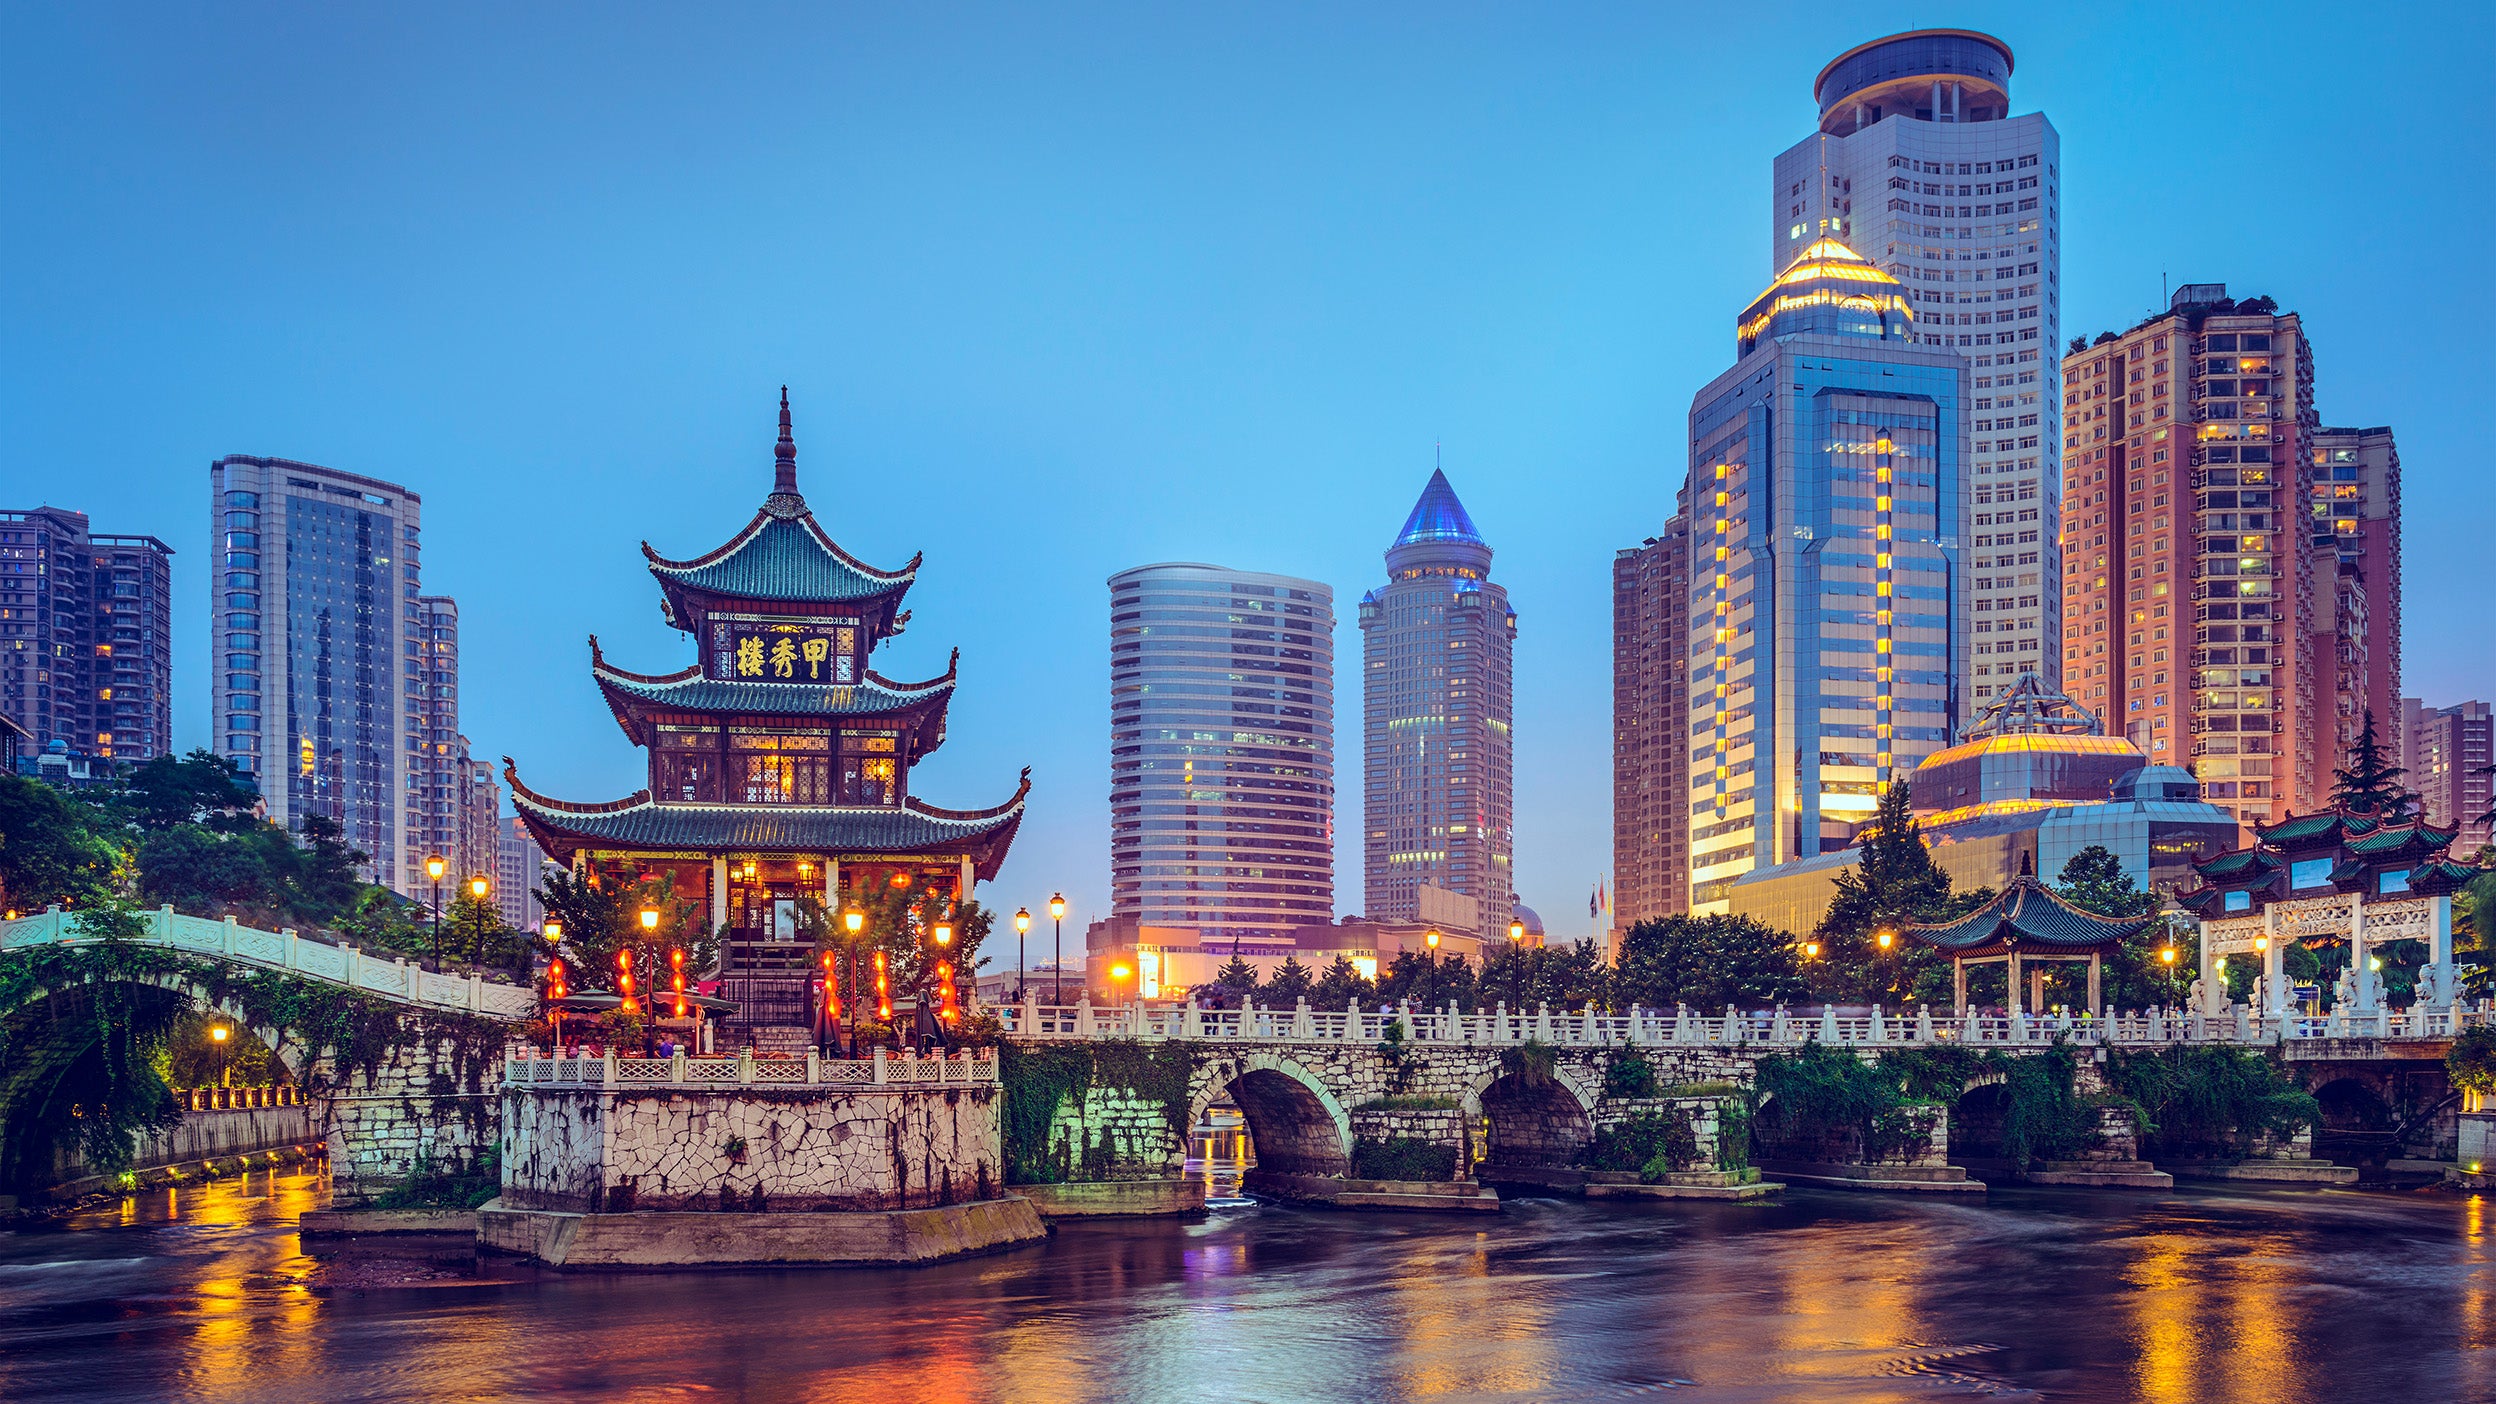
left=2330, top=710, right=2416, bottom=818
left=1812, top=779, right=1966, bottom=1005
left=2053, top=845, right=2155, bottom=918
left=1212, top=953, right=1261, bottom=1008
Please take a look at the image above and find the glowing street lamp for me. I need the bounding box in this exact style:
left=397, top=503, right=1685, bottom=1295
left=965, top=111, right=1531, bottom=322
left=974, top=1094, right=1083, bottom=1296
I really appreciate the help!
left=1014, top=906, right=1032, bottom=1001
left=1508, top=918, right=1527, bottom=1010
left=1425, top=928, right=1441, bottom=1008
left=640, top=906, right=661, bottom=933
left=210, top=1023, right=231, bottom=1089
left=426, top=853, right=447, bottom=961
left=1875, top=925, right=1897, bottom=952
left=1050, top=893, right=1068, bottom=1006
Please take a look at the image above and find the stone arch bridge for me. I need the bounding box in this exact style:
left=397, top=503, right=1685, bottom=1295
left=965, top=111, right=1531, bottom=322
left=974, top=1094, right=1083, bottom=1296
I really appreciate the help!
left=1, top=906, right=529, bottom=1201
left=1002, top=997, right=2489, bottom=1196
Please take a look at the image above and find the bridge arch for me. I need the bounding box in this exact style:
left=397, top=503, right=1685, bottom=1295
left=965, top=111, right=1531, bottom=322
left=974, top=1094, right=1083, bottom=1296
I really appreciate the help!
left=1466, top=1062, right=1598, bottom=1171
left=1190, top=1052, right=1351, bottom=1177
left=5, top=972, right=316, bottom=1085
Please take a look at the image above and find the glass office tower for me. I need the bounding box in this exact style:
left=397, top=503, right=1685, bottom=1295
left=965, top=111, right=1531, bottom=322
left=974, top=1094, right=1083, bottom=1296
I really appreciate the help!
left=1684, top=240, right=1970, bottom=911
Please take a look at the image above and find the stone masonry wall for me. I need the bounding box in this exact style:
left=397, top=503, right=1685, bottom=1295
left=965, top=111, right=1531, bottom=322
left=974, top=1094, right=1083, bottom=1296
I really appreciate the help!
left=321, top=1035, right=500, bottom=1205
left=501, top=1085, right=1000, bottom=1213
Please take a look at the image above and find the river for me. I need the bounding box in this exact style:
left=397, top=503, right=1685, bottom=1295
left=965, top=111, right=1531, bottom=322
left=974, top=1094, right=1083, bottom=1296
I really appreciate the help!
left=3, top=1167, right=2492, bottom=1402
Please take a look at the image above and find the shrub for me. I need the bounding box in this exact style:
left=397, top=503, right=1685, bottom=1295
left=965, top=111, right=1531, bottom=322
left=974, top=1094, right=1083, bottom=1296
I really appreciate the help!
left=1352, top=1136, right=1458, bottom=1181
left=1602, top=1052, right=1659, bottom=1100
left=1585, top=1110, right=1699, bottom=1180
left=1357, top=1094, right=1458, bottom=1112
left=1500, top=1039, right=1559, bottom=1089
left=2449, top=1026, right=2496, bottom=1098
left=2104, top=1045, right=2320, bottom=1157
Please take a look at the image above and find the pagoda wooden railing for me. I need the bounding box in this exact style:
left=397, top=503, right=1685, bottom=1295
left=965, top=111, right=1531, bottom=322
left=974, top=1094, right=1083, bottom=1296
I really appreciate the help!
left=994, top=996, right=2496, bottom=1048
left=0, top=905, right=537, bottom=1019
left=502, top=1046, right=999, bottom=1091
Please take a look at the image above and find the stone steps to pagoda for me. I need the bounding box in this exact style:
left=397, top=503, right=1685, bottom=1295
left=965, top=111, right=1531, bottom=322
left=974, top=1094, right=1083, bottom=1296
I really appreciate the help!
left=746, top=1026, right=814, bottom=1057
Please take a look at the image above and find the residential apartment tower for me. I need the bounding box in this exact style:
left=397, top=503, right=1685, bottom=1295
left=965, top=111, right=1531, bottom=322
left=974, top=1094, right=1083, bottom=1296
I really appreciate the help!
left=0, top=507, right=174, bottom=767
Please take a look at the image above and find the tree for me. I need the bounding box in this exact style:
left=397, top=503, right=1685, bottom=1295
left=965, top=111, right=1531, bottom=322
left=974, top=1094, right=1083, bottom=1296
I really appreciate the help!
left=117, top=749, right=258, bottom=833
left=1211, top=954, right=1261, bottom=1008
left=1311, top=954, right=1375, bottom=1009
left=0, top=773, right=119, bottom=910
left=1264, top=954, right=1314, bottom=1004
left=1615, top=913, right=1813, bottom=1011
left=2330, top=710, right=2416, bottom=818
left=2053, top=846, right=2155, bottom=919
left=1812, top=780, right=1979, bottom=1005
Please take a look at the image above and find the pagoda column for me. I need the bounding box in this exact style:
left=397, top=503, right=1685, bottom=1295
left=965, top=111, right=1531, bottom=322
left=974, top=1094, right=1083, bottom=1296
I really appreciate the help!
left=958, top=856, right=975, bottom=908
left=823, top=857, right=837, bottom=909
left=710, top=856, right=729, bottom=934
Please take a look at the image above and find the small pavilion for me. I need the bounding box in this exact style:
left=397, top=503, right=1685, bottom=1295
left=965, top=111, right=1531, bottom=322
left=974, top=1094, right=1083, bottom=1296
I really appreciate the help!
left=1901, top=861, right=2154, bottom=1016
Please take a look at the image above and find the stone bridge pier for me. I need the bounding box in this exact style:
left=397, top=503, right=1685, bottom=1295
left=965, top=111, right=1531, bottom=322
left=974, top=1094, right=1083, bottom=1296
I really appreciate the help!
left=1009, top=1037, right=1761, bottom=1214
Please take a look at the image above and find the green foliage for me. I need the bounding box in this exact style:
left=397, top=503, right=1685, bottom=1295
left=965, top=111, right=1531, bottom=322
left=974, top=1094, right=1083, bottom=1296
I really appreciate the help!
left=1265, top=955, right=1314, bottom=1004
left=1478, top=939, right=1611, bottom=1012
left=0, top=772, right=119, bottom=910
left=369, top=1148, right=501, bottom=1211
left=1584, top=1110, right=1700, bottom=1179
left=1756, top=1039, right=2099, bottom=1171
left=1375, top=1017, right=1419, bottom=1094
left=2330, top=710, right=2417, bottom=819
left=1351, top=1136, right=1458, bottom=1181
left=1211, top=952, right=1260, bottom=1008
left=1810, top=780, right=1979, bottom=1005
left=1615, top=912, right=1812, bottom=1011
left=134, top=814, right=368, bottom=930
left=1602, top=1051, right=1659, bottom=1100
left=2103, top=1045, right=2320, bottom=1157
left=1356, top=1094, right=1458, bottom=1111
left=2054, top=846, right=2155, bottom=918
left=1499, top=1038, right=1558, bottom=1090
left=541, top=867, right=719, bottom=997
left=1311, top=954, right=1375, bottom=1009
left=996, top=1039, right=1194, bottom=1184
left=1714, top=1100, right=1751, bottom=1172
left=1378, top=949, right=1477, bottom=1009
left=115, top=749, right=259, bottom=833
left=2449, top=1026, right=2496, bottom=1097
left=0, top=975, right=187, bottom=1189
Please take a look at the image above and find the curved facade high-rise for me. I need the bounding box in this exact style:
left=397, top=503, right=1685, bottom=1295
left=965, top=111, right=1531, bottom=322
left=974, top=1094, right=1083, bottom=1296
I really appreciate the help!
left=1108, top=563, right=1336, bottom=947
left=1771, top=29, right=2061, bottom=706
left=1360, top=472, right=1516, bottom=928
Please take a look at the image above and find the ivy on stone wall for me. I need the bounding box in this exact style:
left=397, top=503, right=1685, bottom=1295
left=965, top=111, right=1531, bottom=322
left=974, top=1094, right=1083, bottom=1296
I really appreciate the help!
left=998, top=1039, right=1195, bottom=1185
left=2102, top=1045, right=2319, bottom=1158
left=1584, top=1110, right=1700, bottom=1179
left=1754, top=1039, right=2102, bottom=1171
left=1351, top=1136, right=1457, bottom=1181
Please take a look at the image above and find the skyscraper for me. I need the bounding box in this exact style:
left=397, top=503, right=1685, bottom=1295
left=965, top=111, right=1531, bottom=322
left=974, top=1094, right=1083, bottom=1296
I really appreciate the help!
left=209, top=456, right=426, bottom=889
left=2058, top=285, right=2328, bottom=830
left=1108, top=563, right=1336, bottom=949
left=1360, top=471, right=1516, bottom=928
left=415, top=596, right=499, bottom=891
left=1772, top=29, right=2060, bottom=702
left=1683, top=240, right=1970, bottom=912
left=1612, top=518, right=1690, bottom=934
left=2400, top=699, right=2492, bottom=854
left=0, top=507, right=175, bottom=767
left=2308, top=425, right=2402, bottom=747
left=498, top=814, right=551, bottom=931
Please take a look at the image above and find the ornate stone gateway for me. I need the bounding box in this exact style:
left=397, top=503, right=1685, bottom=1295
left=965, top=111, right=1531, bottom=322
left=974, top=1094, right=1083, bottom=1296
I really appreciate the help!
left=2180, top=806, right=2475, bottom=1024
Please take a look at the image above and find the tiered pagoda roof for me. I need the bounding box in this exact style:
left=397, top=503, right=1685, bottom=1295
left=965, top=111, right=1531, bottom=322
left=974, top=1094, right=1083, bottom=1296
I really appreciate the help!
left=586, top=636, right=956, bottom=759
left=1901, top=872, right=2151, bottom=958
left=507, top=389, right=1027, bottom=876
left=2174, top=803, right=2478, bottom=916
left=505, top=763, right=1029, bottom=876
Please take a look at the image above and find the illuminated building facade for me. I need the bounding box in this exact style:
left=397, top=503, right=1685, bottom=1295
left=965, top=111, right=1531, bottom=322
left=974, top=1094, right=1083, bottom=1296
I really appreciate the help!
left=1613, top=518, right=1691, bottom=930
left=0, top=506, right=174, bottom=767
left=1361, top=470, right=1516, bottom=924
left=1771, top=29, right=2061, bottom=703
left=414, top=595, right=501, bottom=898
left=1728, top=674, right=2236, bottom=934
left=2059, top=285, right=2329, bottom=831
left=509, top=392, right=1026, bottom=1039
left=1684, top=239, right=1969, bottom=912
left=1108, top=562, right=1336, bottom=952
left=2401, top=699, right=2492, bottom=855
left=209, top=456, right=425, bottom=888
left=2307, top=425, right=2401, bottom=750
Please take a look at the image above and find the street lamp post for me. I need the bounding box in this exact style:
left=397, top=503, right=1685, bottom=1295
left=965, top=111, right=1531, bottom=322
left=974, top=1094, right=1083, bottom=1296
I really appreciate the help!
left=1049, top=893, right=1067, bottom=1005
left=210, top=1023, right=230, bottom=1090
left=1508, top=918, right=1526, bottom=1011
left=1425, top=928, right=1441, bottom=1009
left=926, top=918, right=954, bottom=1051
left=468, top=874, right=490, bottom=965
left=844, top=906, right=866, bottom=1049
left=1014, top=907, right=1032, bottom=1002
left=425, top=854, right=446, bottom=962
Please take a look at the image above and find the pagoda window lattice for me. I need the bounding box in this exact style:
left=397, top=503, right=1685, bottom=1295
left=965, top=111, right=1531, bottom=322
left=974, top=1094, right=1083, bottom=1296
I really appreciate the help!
left=731, top=729, right=832, bottom=805
left=655, top=724, right=722, bottom=802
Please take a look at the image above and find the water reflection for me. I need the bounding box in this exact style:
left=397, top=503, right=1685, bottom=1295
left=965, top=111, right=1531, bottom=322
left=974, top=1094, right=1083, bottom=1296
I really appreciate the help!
left=3, top=1170, right=2494, bottom=1402
left=1186, top=1100, right=1253, bottom=1202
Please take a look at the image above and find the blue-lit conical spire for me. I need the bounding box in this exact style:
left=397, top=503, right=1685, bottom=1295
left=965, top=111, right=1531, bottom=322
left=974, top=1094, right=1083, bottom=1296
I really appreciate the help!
left=1386, top=468, right=1492, bottom=576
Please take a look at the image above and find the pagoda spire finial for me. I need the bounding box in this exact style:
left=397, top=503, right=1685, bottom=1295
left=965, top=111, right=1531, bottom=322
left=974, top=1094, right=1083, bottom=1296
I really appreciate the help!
left=766, top=385, right=805, bottom=517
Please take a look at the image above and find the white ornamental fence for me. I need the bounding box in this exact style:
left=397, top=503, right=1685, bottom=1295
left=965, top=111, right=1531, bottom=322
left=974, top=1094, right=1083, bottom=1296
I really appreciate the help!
left=502, top=1046, right=999, bottom=1091
left=995, top=995, right=2496, bottom=1049
left=0, top=905, right=537, bottom=1019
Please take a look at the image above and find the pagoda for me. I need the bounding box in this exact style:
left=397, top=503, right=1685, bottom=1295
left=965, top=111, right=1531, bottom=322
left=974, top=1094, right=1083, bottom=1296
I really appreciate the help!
left=507, top=391, right=1027, bottom=1033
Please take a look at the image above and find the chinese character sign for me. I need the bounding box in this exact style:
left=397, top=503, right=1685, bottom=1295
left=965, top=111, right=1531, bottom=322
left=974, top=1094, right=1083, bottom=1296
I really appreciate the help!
left=709, top=618, right=861, bottom=684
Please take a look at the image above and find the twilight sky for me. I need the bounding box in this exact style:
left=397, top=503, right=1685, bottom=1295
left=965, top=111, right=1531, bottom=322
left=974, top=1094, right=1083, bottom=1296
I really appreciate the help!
left=4, top=2, right=2489, bottom=958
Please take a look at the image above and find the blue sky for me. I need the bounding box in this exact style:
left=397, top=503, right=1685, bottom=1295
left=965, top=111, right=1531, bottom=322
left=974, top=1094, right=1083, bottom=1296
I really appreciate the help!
left=5, top=2, right=2489, bottom=958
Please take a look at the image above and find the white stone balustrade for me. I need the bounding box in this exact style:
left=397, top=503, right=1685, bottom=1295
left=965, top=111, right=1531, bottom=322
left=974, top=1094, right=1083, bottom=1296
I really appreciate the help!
left=1, top=905, right=537, bottom=1018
